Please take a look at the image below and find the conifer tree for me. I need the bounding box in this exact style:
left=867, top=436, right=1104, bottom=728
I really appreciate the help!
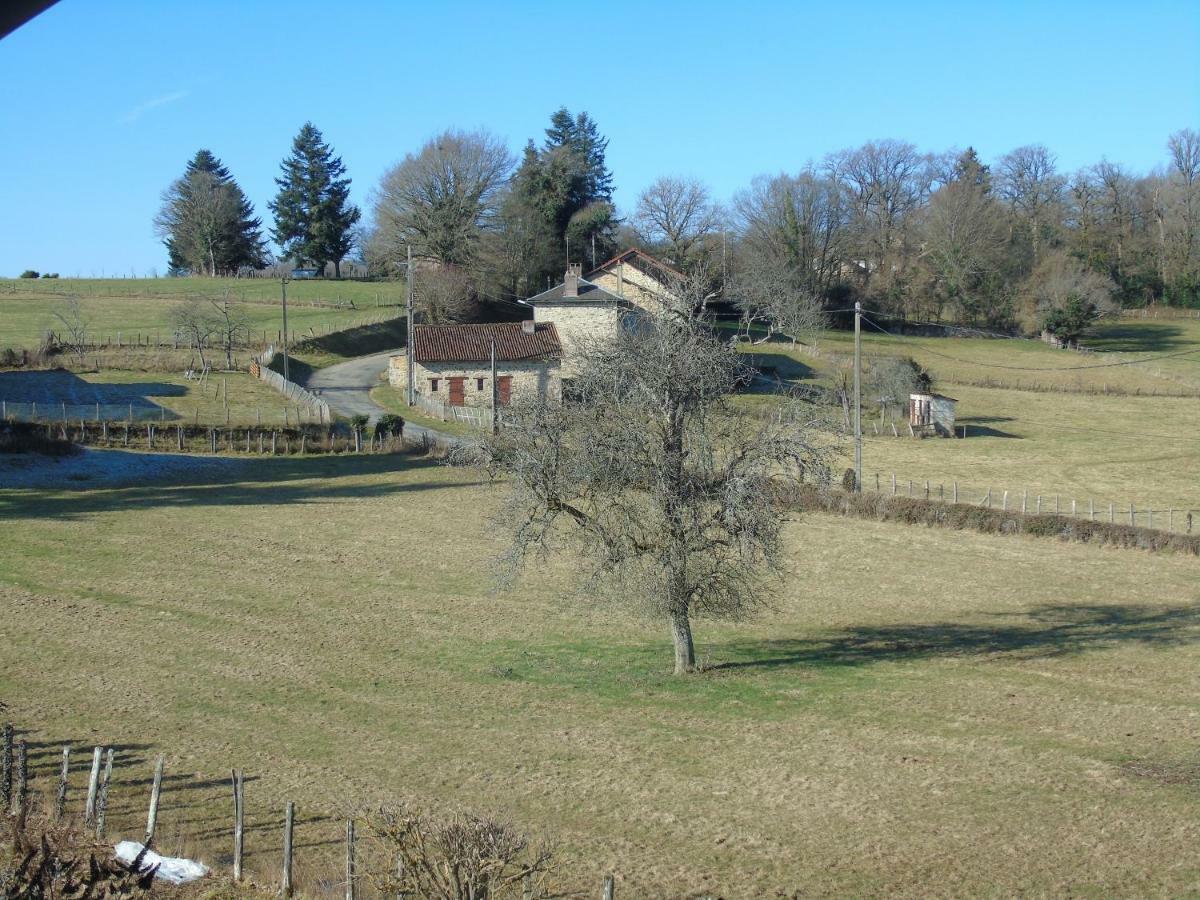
left=270, top=122, right=361, bottom=277
left=156, top=149, right=266, bottom=276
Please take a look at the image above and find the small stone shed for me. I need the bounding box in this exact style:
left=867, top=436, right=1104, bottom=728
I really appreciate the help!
left=909, top=391, right=958, bottom=436
left=389, top=321, right=563, bottom=408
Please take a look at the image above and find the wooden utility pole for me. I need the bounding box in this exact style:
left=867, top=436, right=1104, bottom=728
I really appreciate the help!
left=853, top=301, right=862, bottom=492
left=490, top=338, right=499, bottom=435
left=406, top=245, right=415, bottom=407
left=281, top=276, right=291, bottom=383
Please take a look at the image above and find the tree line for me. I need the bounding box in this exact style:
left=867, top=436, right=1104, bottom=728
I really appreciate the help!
left=155, top=116, right=1200, bottom=336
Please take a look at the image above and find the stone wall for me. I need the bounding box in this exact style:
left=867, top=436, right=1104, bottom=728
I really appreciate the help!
left=531, top=302, right=624, bottom=378
left=388, top=353, right=561, bottom=407
left=590, top=264, right=680, bottom=315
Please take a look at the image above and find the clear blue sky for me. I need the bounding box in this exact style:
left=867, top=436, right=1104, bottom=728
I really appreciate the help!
left=1, top=0, right=1197, bottom=277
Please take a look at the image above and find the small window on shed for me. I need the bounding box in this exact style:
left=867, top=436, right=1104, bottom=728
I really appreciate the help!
left=430, top=378, right=439, bottom=392
left=476, top=377, right=485, bottom=391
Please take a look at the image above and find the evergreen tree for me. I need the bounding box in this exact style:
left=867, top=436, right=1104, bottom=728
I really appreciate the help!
left=156, top=149, right=266, bottom=276
left=270, top=123, right=361, bottom=277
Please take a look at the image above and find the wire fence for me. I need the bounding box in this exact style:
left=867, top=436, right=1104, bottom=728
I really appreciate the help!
left=864, top=471, right=1198, bottom=534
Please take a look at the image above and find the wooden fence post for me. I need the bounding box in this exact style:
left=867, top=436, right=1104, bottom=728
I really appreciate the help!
left=345, top=819, right=356, bottom=900
left=145, top=754, right=165, bottom=846
left=952, top=482, right=958, bottom=504
left=1129, top=503, right=1135, bottom=526
left=55, top=746, right=70, bottom=821
left=282, top=801, right=295, bottom=897
left=232, top=770, right=244, bottom=882
left=602, top=874, right=615, bottom=900
left=84, top=746, right=102, bottom=824
left=14, top=740, right=27, bottom=814
left=94, top=748, right=114, bottom=839
left=1002, top=490, right=1008, bottom=511
left=1109, top=502, right=1114, bottom=523
left=891, top=474, right=897, bottom=495
left=1089, top=498, right=1095, bottom=520
left=1, top=723, right=11, bottom=811
left=1036, top=495, right=1042, bottom=515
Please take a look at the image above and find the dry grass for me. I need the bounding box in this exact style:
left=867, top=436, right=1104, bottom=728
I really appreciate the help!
left=1, top=455, right=1199, bottom=896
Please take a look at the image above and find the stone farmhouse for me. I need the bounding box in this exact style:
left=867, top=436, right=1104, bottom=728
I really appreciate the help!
left=524, top=251, right=680, bottom=378
left=388, top=321, right=563, bottom=409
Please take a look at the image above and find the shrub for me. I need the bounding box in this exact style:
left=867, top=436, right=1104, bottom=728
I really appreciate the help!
left=1, top=812, right=157, bottom=896
left=349, top=414, right=370, bottom=434
left=363, top=804, right=556, bottom=900
left=376, top=413, right=405, bottom=438
left=42, top=272, right=59, bottom=279
left=18, top=270, right=39, bottom=279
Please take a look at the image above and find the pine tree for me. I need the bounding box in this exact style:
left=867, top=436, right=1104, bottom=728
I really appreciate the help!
left=157, top=149, right=266, bottom=276
left=270, top=123, right=361, bottom=277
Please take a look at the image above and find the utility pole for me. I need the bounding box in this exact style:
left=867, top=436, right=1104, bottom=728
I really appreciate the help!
left=406, top=245, right=415, bottom=407
left=490, top=338, right=498, bottom=436
left=280, top=276, right=290, bottom=383
left=853, top=301, right=862, bottom=492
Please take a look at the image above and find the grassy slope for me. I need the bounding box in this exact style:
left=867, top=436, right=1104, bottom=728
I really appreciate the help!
left=369, top=383, right=475, bottom=438
left=0, top=278, right=402, bottom=350
left=738, top=318, right=1200, bottom=513
left=1, top=457, right=1198, bottom=896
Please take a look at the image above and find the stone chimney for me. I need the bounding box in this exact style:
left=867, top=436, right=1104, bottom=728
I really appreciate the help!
left=521, top=320, right=535, bottom=334
left=563, top=263, right=583, bottom=298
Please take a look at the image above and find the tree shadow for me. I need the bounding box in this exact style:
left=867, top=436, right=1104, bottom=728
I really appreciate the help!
left=960, top=424, right=1022, bottom=438
left=1087, top=323, right=1188, bottom=353
left=713, top=603, right=1200, bottom=672
left=0, top=370, right=184, bottom=420
left=0, top=452, right=479, bottom=520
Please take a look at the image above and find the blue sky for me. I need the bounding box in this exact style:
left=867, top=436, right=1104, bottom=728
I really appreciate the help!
left=1, top=0, right=1197, bottom=277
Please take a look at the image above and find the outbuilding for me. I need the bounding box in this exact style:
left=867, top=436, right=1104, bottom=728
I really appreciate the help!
left=909, top=391, right=958, bottom=437
left=389, top=321, right=563, bottom=411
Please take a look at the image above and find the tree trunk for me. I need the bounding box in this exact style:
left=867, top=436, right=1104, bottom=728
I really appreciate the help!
left=671, top=610, right=696, bottom=675
left=334, top=259, right=342, bottom=279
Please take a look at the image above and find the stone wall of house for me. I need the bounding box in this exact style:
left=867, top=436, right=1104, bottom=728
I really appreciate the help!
left=388, top=353, right=561, bottom=407
left=531, top=302, right=624, bottom=378
left=590, top=265, right=679, bottom=315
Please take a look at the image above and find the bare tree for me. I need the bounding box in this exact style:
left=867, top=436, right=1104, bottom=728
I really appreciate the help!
left=50, top=296, right=89, bottom=367
left=732, top=254, right=826, bottom=346
left=170, top=297, right=219, bottom=370
left=1029, top=252, right=1118, bottom=345
left=456, top=272, right=831, bottom=674
left=632, top=176, right=722, bottom=270
left=208, top=292, right=249, bottom=369
left=372, top=129, right=515, bottom=270
left=996, top=145, right=1065, bottom=264
left=415, top=266, right=473, bottom=324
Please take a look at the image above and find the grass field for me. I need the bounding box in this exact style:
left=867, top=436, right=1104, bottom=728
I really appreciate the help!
left=736, top=317, right=1200, bottom=517
left=1, top=455, right=1198, bottom=896
left=0, top=369, right=308, bottom=426
left=0, top=277, right=403, bottom=351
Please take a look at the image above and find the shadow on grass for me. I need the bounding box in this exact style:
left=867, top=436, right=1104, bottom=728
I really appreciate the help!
left=1087, top=323, right=1189, bottom=353
left=712, top=603, right=1200, bottom=671
left=0, top=452, right=479, bottom=519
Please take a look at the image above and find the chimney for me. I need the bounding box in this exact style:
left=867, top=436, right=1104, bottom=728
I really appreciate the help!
left=563, top=263, right=583, bottom=298
left=521, top=320, right=535, bottom=335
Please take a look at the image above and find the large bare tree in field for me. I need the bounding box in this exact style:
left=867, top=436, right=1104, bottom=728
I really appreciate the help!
left=50, top=296, right=89, bottom=367
left=458, top=273, right=831, bottom=674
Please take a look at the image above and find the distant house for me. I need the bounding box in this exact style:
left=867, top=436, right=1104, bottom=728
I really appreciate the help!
left=584, top=248, right=682, bottom=315
left=909, top=391, right=958, bottom=437
left=389, top=321, right=562, bottom=409
left=524, top=264, right=640, bottom=378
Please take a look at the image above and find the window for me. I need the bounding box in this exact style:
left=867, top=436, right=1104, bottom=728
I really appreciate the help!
left=430, top=378, right=439, bottom=392
left=476, top=377, right=485, bottom=391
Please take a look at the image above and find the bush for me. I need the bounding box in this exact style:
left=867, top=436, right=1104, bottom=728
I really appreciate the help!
left=1, top=812, right=157, bottom=896
left=18, top=270, right=39, bottom=279
left=363, top=803, right=556, bottom=899
left=42, top=272, right=59, bottom=279
left=0, top=421, right=80, bottom=456
left=376, top=413, right=405, bottom=438
left=349, top=414, right=370, bottom=434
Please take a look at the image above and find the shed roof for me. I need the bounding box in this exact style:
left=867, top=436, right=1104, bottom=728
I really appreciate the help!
left=524, top=277, right=625, bottom=304
left=911, top=391, right=958, bottom=402
left=411, top=322, right=562, bottom=364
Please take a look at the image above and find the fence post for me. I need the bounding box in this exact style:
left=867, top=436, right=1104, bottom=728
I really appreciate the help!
left=14, top=740, right=27, bottom=814
left=603, top=874, right=615, bottom=900
left=84, top=746, right=102, bottom=824
left=0, top=723, right=10, bottom=811
left=345, top=819, right=356, bottom=900
left=952, top=481, right=958, bottom=504
left=282, top=801, right=295, bottom=897
left=1129, top=503, right=1135, bottom=526
left=55, top=745, right=69, bottom=820
left=1109, top=502, right=1114, bottom=523
left=1169, top=508, right=1174, bottom=532
left=924, top=480, right=930, bottom=500
left=1037, top=495, right=1042, bottom=514
left=232, top=770, right=244, bottom=882
left=145, top=754, right=165, bottom=846
left=94, top=748, right=114, bottom=840
left=1089, top=498, right=1094, bottom=520
left=1021, top=491, right=1027, bottom=514
left=1149, top=508, right=1154, bottom=530
left=891, top=474, right=897, bottom=495
left=1071, top=499, right=1076, bottom=517
left=1002, top=490, right=1008, bottom=511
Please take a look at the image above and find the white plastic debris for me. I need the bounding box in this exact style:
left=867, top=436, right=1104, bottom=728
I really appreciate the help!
left=114, top=840, right=208, bottom=884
